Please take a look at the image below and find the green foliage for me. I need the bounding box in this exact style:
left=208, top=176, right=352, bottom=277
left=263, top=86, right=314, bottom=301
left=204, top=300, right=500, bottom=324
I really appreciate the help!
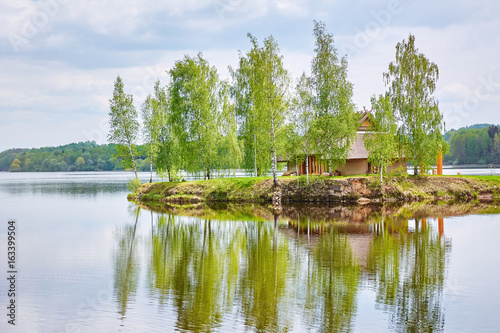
left=76, top=156, right=85, bottom=169
left=108, top=75, right=140, bottom=178
left=364, top=93, right=399, bottom=182
left=9, top=158, right=21, bottom=172
left=231, top=34, right=290, bottom=185
left=0, top=141, right=133, bottom=172
left=127, top=177, right=142, bottom=193
left=169, top=53, right=242, bottom=180
left=141, top=81, right=164, bottom=182
left=153, top=80, right=181, bottom=182
left=384, top=34, right=446, bottom=174
left=309, top=21, right=358, bottom=172
left=444, top=125, right=500, bottom=164
left=367, top=177, right=381, bottom=190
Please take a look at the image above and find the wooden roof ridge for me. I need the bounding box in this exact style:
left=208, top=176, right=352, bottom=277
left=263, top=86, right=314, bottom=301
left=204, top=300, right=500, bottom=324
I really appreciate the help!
left=358, top=106, right=373, bottom=125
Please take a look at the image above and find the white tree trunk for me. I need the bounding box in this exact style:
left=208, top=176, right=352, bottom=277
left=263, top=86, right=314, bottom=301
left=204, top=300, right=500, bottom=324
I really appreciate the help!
left=127, top=142, right=138, bottom=179
left=149, top=145, right=153, bottom=183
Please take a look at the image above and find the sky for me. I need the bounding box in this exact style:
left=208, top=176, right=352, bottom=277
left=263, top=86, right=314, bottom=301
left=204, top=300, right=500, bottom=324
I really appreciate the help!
left=1, top=0, right=500, bottom=152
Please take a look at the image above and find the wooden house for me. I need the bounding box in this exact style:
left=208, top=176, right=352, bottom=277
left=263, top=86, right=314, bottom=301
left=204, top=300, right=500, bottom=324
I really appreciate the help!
left=281, top=108, right=406, bottom=176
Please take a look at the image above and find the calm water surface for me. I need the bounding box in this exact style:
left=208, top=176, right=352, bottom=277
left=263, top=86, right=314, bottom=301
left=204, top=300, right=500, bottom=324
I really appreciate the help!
left=0, top=172, right=500, bottom=332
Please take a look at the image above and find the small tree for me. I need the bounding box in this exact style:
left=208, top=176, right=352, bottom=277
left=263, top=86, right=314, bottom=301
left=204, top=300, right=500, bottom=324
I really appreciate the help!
left=310, top=21, right=358, bottom=175
left=364, top=94, right=399, bottom=186
left=291, top=72, right=315, bottom=184
left=141, top=80, right=164, bottom=183
left=282, top=123, right=303, bottom=186
left=493, top=133, right=500, bottom=161
left=9, top=158, right=21, bottom=172
left=76, top=156, right=85, bottom=170
left=216, top=80, right=243, bottom=174
left=169, top=53, right=221, bottom=180
left=108, top=76, right=140, bottom=179
left=384, top=34, right=446, bottom=175
left=152, top=80, right=180, bottom=182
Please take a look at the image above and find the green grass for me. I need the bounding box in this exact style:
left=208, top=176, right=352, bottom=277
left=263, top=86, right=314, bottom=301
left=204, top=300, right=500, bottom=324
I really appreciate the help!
left=129, top=174, right=500, bottom=204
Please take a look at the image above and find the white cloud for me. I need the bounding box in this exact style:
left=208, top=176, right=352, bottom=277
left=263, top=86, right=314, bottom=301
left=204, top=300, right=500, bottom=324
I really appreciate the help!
left=275, top=0, right=309, bottom=17
left=2, top=0, right=500, bottom=151
left=440, top=83, right=471, bottom=99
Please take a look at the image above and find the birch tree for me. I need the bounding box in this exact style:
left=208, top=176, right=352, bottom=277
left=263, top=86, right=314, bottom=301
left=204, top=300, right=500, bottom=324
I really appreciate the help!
left=231, top=34, right=290, bottom=185
left=383, top=33, right=445, bottom=175
left=309, top=21, right=358, bottom=175
left=230, top=43, right=269, bottom=176
left=364, top=94, right=399, bottom=185
left=291, top=72, right=315, bottom=184
left=169, top=53, right=233, bottom=180
left=141, top=80, right=164, bottom=183
left=153, top=80, right=180, bottom=182
left=216, top=81, right=243, bottom=174
left=108, top=75, right=140, bottom=179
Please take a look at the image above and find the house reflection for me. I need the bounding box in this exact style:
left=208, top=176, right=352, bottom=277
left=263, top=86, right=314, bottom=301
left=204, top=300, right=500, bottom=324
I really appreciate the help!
left=280, top=204, right=451, bottom=332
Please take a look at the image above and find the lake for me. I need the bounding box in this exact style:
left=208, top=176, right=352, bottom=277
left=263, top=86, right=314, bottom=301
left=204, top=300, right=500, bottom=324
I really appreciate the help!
left=1, top=171, right=500, bottom=332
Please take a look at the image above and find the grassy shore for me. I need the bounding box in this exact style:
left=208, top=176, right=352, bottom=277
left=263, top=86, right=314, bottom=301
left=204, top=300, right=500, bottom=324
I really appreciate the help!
left=128, top=174, right=500, bottom=205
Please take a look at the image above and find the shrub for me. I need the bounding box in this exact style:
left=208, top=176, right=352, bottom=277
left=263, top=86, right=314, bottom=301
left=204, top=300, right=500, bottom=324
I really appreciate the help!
left=127, top=177, right=142, bottom=193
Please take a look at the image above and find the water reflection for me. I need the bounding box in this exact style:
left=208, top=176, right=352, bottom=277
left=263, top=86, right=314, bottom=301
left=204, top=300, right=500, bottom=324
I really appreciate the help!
left=367, top=218, right=450, bottom=332
left=113, top=202, right=464, bottom=332
left=114, top=206, right=141, bottom=319
left=0, top=182, right=126, bottom=196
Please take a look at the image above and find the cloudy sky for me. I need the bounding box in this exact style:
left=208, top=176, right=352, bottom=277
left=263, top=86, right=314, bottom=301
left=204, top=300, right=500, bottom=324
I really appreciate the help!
left=1, top=0, right=499, bottom=152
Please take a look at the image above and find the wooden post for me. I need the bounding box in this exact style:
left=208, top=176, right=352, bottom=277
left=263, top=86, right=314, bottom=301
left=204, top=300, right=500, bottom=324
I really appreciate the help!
left=437, top=149, right=443, bottom=175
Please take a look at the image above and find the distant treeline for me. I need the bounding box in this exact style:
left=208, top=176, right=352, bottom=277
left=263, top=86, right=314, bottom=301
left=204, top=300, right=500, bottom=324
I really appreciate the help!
left=0, top=141, right=153, bottom=172
left=444, top=124, right=500, bottom=165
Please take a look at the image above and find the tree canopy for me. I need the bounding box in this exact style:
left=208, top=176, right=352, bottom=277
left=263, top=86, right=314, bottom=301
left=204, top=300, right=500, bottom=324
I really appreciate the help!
left=309, top=21, right=359, bottom=174
left=108, top=76, right=140, bottom=178
left=383, top=34, right=446, bottom=174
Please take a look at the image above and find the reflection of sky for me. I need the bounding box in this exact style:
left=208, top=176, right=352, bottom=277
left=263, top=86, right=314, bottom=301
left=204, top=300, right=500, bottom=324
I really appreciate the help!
left=1, top=173, right=500, bottom=332
left=441, top=167, right=500, bottom=176
left=0, top=174, right=131, bottom=332
left=442, top=215, right=500, bottom=332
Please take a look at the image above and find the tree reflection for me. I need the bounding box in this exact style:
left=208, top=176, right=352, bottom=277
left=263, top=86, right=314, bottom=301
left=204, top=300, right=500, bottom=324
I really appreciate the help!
left=116, top=203, right=453, bottom=332
left=367, top=217, right=451, bottom=332
left=113, top=205, right=141, bottom=318
left=312, top=231, right=360, bottom=332
left=237, top=214, right=291, bottom=332
left=149, top=214, right=247, bottom=332
left=288, top=213, right=361, bottom=333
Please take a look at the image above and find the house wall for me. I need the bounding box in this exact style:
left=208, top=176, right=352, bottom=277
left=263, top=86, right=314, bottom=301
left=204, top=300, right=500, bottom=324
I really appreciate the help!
left=287, top=162, right=298, bottom=173
left=288, top=158, right=406, bottom=176
left=387, top=159, right=407, bottom=174
left=338, top=159, right=369, bottom=176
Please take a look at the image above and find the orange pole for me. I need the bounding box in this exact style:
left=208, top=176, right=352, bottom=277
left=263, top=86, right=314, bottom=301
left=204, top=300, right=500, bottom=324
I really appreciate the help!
left=437, top=149, right=443, bottom=175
